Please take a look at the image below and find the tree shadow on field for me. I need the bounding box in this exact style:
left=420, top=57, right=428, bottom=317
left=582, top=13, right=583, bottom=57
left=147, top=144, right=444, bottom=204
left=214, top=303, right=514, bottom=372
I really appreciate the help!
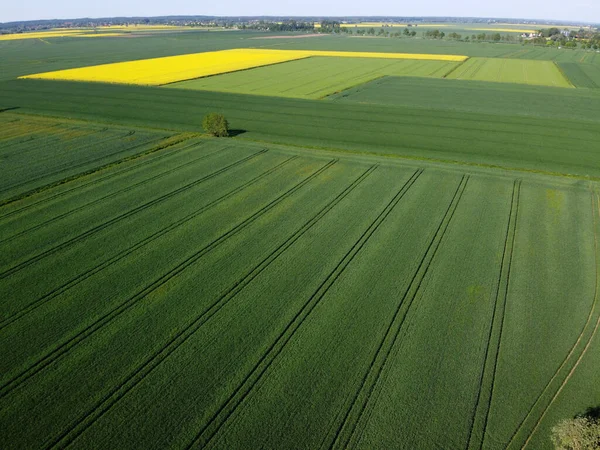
left=575, top=406, right=600, bottom=420
left=0, top=106, right=20, bottom=113
left=228, top=129, right=246, bottom=137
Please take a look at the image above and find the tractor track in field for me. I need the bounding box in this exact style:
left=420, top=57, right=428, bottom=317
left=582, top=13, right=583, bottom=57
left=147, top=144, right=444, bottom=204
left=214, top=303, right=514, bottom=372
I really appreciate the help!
left=0, top=149, right=268, bottom=280
left=0, top=145, right=228, bottom=245
left=0, top=159, right=337, bottom=400
left=328, top=174, right=469, bottom=450
left=466, top=180, right=521, bottom=450
left=188, top=169, right=424, bottom=450
left=506, top=191, right=600, bottom=449
left=0, top=156, right=298, bottom=331
left=45, top=164, right=378, bottom=450
left=0, top=138, right=207, bottom=221
left=0, top=130, right=154, bottom=196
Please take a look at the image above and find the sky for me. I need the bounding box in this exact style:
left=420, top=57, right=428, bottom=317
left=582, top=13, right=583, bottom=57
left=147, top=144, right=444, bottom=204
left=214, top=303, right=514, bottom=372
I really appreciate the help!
left=2, top=0, right=599, bottom=24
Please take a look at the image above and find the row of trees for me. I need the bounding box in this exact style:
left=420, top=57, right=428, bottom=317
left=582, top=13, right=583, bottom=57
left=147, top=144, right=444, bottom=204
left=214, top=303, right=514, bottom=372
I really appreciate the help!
left=242, top=20, right=314, bottom=32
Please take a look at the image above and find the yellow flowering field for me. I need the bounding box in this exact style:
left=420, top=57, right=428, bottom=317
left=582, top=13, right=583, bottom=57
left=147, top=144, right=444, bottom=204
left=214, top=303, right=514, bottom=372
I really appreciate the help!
left=0, top=30, right=88, bottom=41
left=77, top=33, right=127, bottom=38
left=20, top=48, right=467, bottom=85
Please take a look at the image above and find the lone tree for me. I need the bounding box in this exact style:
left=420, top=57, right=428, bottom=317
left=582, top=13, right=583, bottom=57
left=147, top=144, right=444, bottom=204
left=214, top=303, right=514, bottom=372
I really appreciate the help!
left=551, top=411, right=600, bottom=449
left=202, top=113, right=229, bottom=137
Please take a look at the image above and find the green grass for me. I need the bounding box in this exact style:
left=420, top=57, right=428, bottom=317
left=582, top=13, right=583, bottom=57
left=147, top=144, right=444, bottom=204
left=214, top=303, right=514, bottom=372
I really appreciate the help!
left=0, top=134, right=598, bottom=449
left=167, top=56, right=460, bottom=99
left=446, top=57, right=573, bottom=87
left=558, top=62, right=600, bottom=88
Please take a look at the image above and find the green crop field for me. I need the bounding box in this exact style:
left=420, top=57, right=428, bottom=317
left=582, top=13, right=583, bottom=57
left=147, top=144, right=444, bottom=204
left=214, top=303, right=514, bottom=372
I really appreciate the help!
left=168, top=56, right=460, bottom=99
left=329, top=75, right=600, bottom=114
left=0, top=114, right=178, bottom=205
left=446, top=57, right=573, bottom=87
left=559, top=62, right=600, bottom=88
left=3, top=80, right=600, bottom=179
left=0, top=129, right=598, bottom=449
left=1, top=23, right=600, bottom=450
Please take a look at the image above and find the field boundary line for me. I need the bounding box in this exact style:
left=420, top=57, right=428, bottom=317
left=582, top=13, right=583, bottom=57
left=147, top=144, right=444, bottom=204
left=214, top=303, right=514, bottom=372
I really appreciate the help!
left=328, top=175, right=470, bottom=450
left=0, top=144, right=228, bottom=245
left=554, top=62, right=576, bottom=89
left=0, top=159, right=337, bottom=400
left=0, top=156, right=299, bottom=331
left=0, top=138, right=209, bottom=221
left=506, top=190, right=600, bottom=449
left=160, top=55, right=314, bottom=87
left=0, top=133, right=198, bottom=208
left=466, top=179, right=521, bottom=450
left=0, top=149, right=267, bottom=280
left=185, top=169, right=424, bottom=450
left=45, top=164, right=378, bottom=450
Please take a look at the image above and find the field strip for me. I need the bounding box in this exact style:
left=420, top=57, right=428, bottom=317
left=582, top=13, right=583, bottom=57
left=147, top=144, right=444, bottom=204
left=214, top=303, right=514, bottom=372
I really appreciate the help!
left=0, top=149, right=267, bottom=280
left=0, top=145, right=228, bottom=245
left=0, top=123, right=96, bottom=153
left=19, top=49, right=468, bottom=85
left=0, top=159, right=338, bottom=400
left=188, top=169, right=424, bottom=449
left=45, top=163, right=378, bottom=449
left=0, top=122, right=107, bottom=152
left=245, top=136, right=600, bottom=183
left=0, top=156, right=299, bottom=330
left=329, top=175, right=470, bottom=450
left=0, top=138, right=208, bottom=221
left=0, top=133, right=197, bottom=208
left=466, top=180, right=521, bottom=449
left=0, top=130, right=139, bottom=194
left=505, top=190, right=600, bottom=449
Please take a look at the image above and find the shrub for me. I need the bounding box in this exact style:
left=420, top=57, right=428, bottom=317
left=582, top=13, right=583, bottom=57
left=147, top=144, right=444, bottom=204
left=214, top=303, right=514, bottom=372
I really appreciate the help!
left=551, top=416, right=600, bottom=449
left=202, top=113, right=229, bottom=137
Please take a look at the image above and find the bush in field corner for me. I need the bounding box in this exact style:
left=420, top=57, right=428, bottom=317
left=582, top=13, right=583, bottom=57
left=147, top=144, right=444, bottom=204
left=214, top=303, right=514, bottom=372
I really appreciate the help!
left=202, top=113, right=229, bottom=137
left=551, top=413, right=600, bottom=449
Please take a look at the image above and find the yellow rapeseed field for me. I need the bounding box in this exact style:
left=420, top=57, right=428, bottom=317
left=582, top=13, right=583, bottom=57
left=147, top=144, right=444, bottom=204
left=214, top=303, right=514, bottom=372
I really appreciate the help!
left=20, top=48, right=468, bottom=85
left=0, top=30, right=88, bottom=41
left=77, top=33, right=127, bottom=38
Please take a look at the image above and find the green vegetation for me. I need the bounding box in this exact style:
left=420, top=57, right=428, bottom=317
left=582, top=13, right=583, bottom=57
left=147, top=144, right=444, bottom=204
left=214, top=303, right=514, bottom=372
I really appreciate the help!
left=168, top=56, right=460, bottom=99
left=0, top=128, right=598, bottom=449
left=551, top=414, right=600, bottom=449
left=446, top=57, right=573, bottom=87
left=559, top=63, right=600, bottom=88
left=0, top=113, right=174, bottom=204
left=1, top=26, right=600, bottom=450
left=3, top=80, right=600, bottom=179
left=202, top=112, right=229, bottom=137
left=329, top=75, right=600, bottom=116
